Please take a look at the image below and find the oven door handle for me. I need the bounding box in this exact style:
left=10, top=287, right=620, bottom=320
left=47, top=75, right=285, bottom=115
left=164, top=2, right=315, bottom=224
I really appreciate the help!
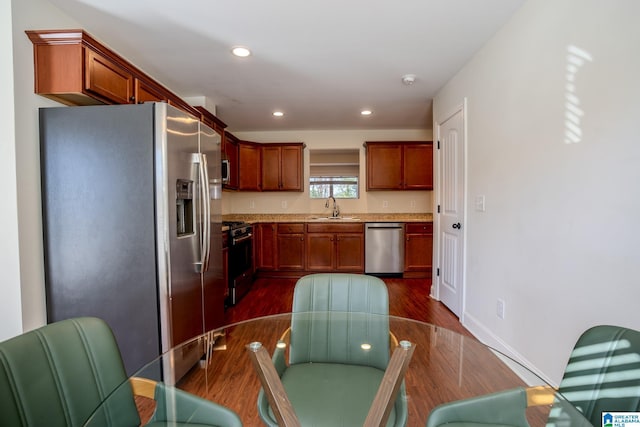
left=232, top=233, right=253, bottom=245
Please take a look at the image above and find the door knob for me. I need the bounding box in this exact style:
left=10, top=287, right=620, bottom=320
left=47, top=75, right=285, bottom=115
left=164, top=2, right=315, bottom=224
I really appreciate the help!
left=452, top=222, right=461, bottom=229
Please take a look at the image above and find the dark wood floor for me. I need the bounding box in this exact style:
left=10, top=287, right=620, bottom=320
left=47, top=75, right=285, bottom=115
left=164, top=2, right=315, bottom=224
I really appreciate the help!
left=146, top=277, right=548, bottom=426
left=224, top=277, right=470, bottom=336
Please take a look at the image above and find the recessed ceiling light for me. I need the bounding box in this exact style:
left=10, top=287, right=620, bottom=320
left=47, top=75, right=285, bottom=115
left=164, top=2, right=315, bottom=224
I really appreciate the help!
left=273, top=111, right=284, bottom=117
left=231, top=46, right=251, bottom=57
left=361, top=110, right=373, bottom=116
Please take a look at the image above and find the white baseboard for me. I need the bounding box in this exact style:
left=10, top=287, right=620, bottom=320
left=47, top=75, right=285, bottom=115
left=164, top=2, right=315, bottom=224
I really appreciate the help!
left=461, top=311, right=557, bottom=387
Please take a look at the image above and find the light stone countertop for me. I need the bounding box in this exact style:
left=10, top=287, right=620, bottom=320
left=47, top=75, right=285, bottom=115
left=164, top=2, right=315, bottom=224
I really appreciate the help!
left=221, top=213, right=432, bottom=224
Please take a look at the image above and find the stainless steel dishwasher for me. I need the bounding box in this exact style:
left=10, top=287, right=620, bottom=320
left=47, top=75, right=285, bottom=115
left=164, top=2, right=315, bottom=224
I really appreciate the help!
left=365, top=223, right=404, bottom=274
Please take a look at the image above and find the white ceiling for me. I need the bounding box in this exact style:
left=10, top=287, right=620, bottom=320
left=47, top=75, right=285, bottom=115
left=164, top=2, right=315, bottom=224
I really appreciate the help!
left=45, top=0, right=525, bottom=132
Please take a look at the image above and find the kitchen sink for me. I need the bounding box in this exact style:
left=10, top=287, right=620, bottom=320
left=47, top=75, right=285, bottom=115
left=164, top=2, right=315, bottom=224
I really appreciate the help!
left=307, top=216, right=359, bottom=221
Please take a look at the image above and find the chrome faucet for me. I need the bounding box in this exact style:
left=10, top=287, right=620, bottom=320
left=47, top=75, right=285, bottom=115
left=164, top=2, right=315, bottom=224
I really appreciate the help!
left=325, top=196, right=340, bottom=218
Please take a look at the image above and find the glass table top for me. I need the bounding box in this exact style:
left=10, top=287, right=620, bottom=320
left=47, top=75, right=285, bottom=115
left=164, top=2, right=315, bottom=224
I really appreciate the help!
left=83, top=312, right=592, bottom=427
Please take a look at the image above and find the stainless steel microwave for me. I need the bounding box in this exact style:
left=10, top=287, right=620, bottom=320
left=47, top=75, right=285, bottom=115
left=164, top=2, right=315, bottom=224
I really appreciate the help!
left=221, top=159, right=230, bottom=183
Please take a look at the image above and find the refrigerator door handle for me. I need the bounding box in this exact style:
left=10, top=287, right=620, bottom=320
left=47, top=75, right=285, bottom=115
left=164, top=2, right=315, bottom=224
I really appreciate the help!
left=192, top=153, right=207, bottom=273
left=201, top=153, right=211, bottom=272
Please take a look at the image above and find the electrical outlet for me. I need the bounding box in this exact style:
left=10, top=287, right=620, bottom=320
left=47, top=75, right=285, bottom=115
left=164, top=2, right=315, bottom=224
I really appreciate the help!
left=281, top=200, right=287, bottom=209
left=496, top=299, right=505, bottom=319
left=249, top=200, right=255, bottom=209
left=475, top=195, right=486, bottom=212
left=410, top=200, right=416, bottom=208
left=382, top=200, right=389, bottom=208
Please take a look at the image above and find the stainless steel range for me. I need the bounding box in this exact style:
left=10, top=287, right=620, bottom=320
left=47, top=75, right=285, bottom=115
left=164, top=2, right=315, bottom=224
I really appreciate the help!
left=223, top=221, right=254, bottom=305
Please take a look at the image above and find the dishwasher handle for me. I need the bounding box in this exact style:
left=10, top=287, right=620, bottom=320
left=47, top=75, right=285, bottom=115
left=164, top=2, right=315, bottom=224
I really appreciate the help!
left=366, top=223, right=404, bottom=230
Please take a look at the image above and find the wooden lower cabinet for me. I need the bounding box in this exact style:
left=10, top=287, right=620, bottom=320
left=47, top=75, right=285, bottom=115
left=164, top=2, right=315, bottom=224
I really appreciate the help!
left=277, top=224, right=305, bottom=270
left=254, top=222, right=364, bottom=277
left=255, top=223, right=277, bottom=270
left=256, top=222, right=305, bottom=272
left=306, top=223, right=364, bottom=273
left=404, top=223, right=433, bottom=278
left=335, top=233, right=365, bottom=271
left=251, top=220, right=435, bottom=279
left=306, top=233, right=335, bottom=271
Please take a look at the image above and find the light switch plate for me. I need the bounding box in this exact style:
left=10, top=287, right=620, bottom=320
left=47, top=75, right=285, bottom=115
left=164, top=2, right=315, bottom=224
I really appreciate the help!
left=475, top=195, right=486, bottom=212
left=496, top=299, right=505, bottom=319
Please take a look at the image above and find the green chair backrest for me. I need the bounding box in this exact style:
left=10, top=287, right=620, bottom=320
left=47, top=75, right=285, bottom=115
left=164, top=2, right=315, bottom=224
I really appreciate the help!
left=0, top=317, right=140, bottom=427
left=555, top=325, right=640, bottom=426
left=289, top=273, right=391, bottom=370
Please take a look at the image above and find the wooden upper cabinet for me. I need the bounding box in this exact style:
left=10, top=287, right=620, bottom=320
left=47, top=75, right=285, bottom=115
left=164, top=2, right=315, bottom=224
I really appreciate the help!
left=25, top=29, right=200, bottom=117
left=85, top=49, right=134, bottom=104
left=238, top=141, right=262, bottom=191
left=404, top=143, right=433, bottom=190
left=135, top=79, right=168, bottom=104
left=261, top=143, right=304, bottom=191
left=366, top=143, right=403, bottom=190
left=281, top=145, right=304, bottom=191
left=366, top=141, right=433, bottom=190
left=261, top=146, right=281, bottom=191
left=194, top=106, right=228, bottom=137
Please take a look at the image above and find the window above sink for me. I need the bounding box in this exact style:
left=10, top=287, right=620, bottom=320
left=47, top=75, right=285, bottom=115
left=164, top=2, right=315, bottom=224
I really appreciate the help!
left=309, top=149, right=360, bottom=199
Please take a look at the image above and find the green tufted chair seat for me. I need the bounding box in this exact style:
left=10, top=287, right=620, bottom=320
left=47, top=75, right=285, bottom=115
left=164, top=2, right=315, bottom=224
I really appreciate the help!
left=0, top=317, right=241, bottom=427
left=278, top=362, right=400, bottom=427
left=257, top=273, right=408, bottom=427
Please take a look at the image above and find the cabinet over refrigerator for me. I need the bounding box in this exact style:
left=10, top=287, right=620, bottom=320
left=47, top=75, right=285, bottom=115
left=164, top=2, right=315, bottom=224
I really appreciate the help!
left=39, top=103, right=223, bottom=378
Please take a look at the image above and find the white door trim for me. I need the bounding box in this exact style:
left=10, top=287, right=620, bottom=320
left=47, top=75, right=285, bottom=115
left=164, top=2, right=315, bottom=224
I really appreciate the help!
left=432, top=98, right=468, bottom=322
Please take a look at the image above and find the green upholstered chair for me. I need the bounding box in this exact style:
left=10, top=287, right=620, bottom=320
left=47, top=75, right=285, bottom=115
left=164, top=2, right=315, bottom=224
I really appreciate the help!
left=0, top=317, right=242, bottom=427
left=426, top=325, right=640, bottom=427
left=257, top=273, right=408, bottom=427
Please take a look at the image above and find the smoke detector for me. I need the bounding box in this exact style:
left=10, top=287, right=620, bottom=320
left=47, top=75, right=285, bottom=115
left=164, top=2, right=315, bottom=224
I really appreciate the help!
left=401, top=74, right=417, bottom=85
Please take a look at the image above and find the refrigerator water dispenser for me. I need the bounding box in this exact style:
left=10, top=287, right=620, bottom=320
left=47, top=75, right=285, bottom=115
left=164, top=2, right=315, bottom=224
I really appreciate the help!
left=176, top=179, right=194, bottom=236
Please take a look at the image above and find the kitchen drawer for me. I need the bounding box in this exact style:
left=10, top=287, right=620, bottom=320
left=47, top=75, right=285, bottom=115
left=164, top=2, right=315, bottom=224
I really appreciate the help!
left=405, top=223, right=433, bottom=234
left=306, top=223, right=364, bottom=234
left=278, top=223, right=305, bottom=234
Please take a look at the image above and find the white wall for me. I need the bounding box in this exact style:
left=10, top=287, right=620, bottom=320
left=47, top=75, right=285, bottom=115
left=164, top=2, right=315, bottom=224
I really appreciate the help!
left=434, top=0, right=640, bottom=385
left=1, top=0, right=23, bottom=341
left=8, top=0, right=81, bottom=336
left=226, top=129, right=433, bottom=215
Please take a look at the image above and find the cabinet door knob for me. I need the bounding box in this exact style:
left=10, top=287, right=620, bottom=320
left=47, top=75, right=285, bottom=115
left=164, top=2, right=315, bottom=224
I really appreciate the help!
left=129, top=96, right=136, bottom=102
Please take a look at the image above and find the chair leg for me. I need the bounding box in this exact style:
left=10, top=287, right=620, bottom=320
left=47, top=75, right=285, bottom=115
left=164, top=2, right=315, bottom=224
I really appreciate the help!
left=364, top=341, right=416, bottom=427
left=246, top=342, right=301, bottom=427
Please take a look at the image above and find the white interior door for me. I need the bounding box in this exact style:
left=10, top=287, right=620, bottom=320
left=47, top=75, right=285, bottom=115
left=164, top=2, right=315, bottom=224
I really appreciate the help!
left=436, top=104, right=466, bottom=317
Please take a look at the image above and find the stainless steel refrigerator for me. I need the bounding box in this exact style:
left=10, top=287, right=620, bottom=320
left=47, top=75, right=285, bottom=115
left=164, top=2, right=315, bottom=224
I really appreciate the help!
left=39, top=102, right=224, bottom=377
